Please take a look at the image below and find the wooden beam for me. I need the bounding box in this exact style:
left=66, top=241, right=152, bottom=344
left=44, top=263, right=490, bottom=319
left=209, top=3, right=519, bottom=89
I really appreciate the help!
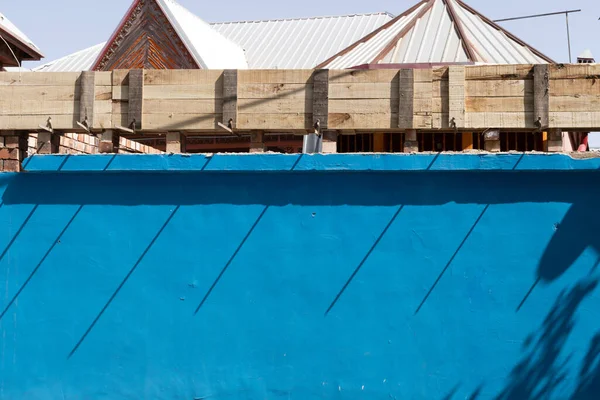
left=462, top=132, right=473, bottom=150
left=533, top=64, right=549, bottom=129
left=313, top=69, right=329, bottom=131
left=128, top=69, right=144, bottom=130
left=449, top=66, right=466, bottom=128
left=398, top=69, right=414, bottom=129
left=373, top=133, right=385, bottom=152
left=79, top=71, right=96, bottom=128
left=223, top=70, right=238, bottom=129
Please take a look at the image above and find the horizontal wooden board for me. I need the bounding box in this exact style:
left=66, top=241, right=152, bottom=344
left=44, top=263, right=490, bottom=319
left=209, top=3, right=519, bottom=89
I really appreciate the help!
left=550, top=79, right=600, bottom=96
left=466, top=97, right=533, bottom=113
left=0, top=85, right=80, bottom=101
left=549, top=112, right=600, bottom=128
left=329, top=113, right=397, bottom=129
left=549, top=64, right=600, bottom=79
left=465, top=112, right=534, bottom=129
left=0, top=100, right=80, bottom=115
left=237, top=113, right=312, bottom=130
left=239, top=98, right=311, bottom=114
left=329, top=69, right=398, bottom=84
left=238, top=83, right=311, bottom=99
left=0, top=115, right=78, bottom=130
left=329, top=83, right=398, bottom=99
left=550, top=95, right=600, bottom=112
left=144, top=84, right=223, bottom=100
left=466, top=80, right=533, bottom=97
left=239, top=70, right=314, bottom=84
left=0, top=72, right=82, bottom=86
left=95, top=86, right=112, bottom=101
left=144, top=70, right=223, bottom=85
left=433, top=80, right=449, bottom=97
left=144, top=99, right=223, bottom=114
left=433, top=113, right=450, bottom=129
left=143, top=113, right=221, bottom=130
left=465, top=65, right=534, bottom=80
left=329, top=99, right=397, bottom=114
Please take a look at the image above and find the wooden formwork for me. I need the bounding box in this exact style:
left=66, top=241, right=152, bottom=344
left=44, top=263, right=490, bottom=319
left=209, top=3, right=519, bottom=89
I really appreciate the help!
left=0, top=65, right=598, bottom=133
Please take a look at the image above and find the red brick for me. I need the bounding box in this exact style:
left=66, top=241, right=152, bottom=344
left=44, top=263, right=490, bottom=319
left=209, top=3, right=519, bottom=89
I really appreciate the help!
left=0, top=148, right=18, bottom=160
left=3, top=160, right=20, bottom=172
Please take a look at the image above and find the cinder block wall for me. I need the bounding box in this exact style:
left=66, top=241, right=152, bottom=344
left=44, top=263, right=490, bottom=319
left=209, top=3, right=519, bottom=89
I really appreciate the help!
left=0, top=154, right=599, bottom=399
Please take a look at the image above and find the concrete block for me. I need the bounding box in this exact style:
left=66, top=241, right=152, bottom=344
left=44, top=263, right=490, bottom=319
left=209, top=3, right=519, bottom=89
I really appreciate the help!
left=404, top=141, right=419, bottom=153
left=3, top=159, right=20, bottom=172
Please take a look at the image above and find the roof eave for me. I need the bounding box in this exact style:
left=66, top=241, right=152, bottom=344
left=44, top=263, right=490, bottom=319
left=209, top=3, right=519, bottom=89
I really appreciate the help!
left=0, top=27, right=43, bottom=60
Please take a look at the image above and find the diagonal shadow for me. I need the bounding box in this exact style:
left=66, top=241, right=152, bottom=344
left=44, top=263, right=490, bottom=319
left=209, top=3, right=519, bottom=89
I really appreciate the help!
left=516, top=277, right=542, bottom=312
left=0, top=204, right=83, bottom=322
left=103, top=154, right=117, bottom=171
left=69, top=206, right=180, bottom=358
left=0, top=204, right=39, bottom=265
left=194, top=206, right=269, bottom=314
left=325, top=205, right=405, bottom=316
left=415, top=204, right=490, bottom=315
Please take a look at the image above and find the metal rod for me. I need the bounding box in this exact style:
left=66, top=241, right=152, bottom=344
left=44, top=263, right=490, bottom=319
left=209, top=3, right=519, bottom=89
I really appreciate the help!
left=566, top=13, right=572, bottom=63
left=493, top=9, right=581, bottom=23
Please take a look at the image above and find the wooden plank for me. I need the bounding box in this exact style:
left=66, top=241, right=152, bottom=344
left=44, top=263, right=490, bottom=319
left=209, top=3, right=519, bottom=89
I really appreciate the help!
left=95, top=86, right=112, bottom=101
left=79, top=71, right=95, bottom=126
left=237, top=114, right=312, bottom=130
left=373, top=133, right=385, bottom=152
left=550, top=79, right=600, bottom=96
left=466, top=80, right=532, bottom=97
left=0, top=100, right=80, bottom=115
left=465, top=65, right=534, bottom=80
left=329, top=113, right=397, bottom=130
left=466, top=97, right=533, bottom=113
left=533, top=64, right=550, bottom=129
left=550, top=95, right=600, bottom=112
left=0, top=115, right=78, bottom=130
left=329, top=99, right=395, bottom=114
left=144, top=99, right=222, bottom=114
left=462, top=132, right=473, bottom=150
left=313, top=69, right=329, bottom=129
left=329, top=69, right=398, bottom=84
left=143, top=114, right=221, bottom=130
left=398, top=69, right=414, bottom=129
left=0, top=85, right=80, bottom=101
left=449, top=66, right=465, bottom=128
left=549, top=112, right=600, bottom=128
left=238, top=83, right=310, bottom=99
left=240, top=98, right=310, bottom=114
left=128, top=69, right=144, bottom=130
left=549, top=64, right=600, bottom=79
left=0, top=72, right=81, bottom=86
left=144, top=70, right=223, bottom=85
left=329, top=83, right=396, bottom=99
left=223, top=69, right=238, bottom=128
left=238, top=70, right=314, bottom=84
left=465, top=112, right=534, bottom=129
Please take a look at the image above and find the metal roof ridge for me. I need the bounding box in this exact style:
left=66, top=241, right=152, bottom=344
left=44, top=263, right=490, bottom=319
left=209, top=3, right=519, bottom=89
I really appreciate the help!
left=210, top=11, right=395, bottom=26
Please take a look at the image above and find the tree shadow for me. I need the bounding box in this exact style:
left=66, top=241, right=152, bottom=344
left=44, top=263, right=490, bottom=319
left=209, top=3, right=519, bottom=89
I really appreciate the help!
left=495, top=279, right=598, bottom=400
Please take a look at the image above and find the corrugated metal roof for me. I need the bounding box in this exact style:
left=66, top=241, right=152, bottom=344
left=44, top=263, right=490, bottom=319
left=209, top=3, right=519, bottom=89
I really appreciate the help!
left=156, top=0, right=248, bottom=69
left=34, top=43, right=106, bottom=72
left=35, top=11, right=393, bottom=72
left=211, top=12, right=394, bottom=69
left=321, top=0, right=553, bottom=68
left=0, top=12, right=43, bottom=59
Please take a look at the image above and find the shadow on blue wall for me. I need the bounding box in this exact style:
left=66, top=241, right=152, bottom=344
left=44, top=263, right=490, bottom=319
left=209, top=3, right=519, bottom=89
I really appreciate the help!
left=1, top=165, right=600, bottom=399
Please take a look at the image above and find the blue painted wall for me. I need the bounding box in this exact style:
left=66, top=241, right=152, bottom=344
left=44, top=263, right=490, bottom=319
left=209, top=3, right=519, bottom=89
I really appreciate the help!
left=1, top=154, right=600, bottom=399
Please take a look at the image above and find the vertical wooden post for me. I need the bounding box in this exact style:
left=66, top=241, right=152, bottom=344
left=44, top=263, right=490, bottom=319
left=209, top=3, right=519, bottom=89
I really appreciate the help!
left=462, top=132, right=473, bottom=150
left=98, top=130, right=119, bottom=154
left=128, top=70, right=144, bottom=130
left=373, top=133, right=385, bottom=152
left=404, top=129, right=418, bottom=153
left=80, top=71, right=96, bottom=128
left=542, top=131, right=548, bottom=151
left=313, top=69, right=329, bottom=132
left=250, top=131, right=265, bottom=153
left=449, top=66, right=465, bottom=129
left=166, top=132, right=187, bottom=154
left=533, top=65, right=550, bottom=130
left=37, top=131, right=59, bottom=154
left=547, top=129, right=563, bottom=152
left=322, top=131, right=338, bottom=153
left=398, top=69, right=414, bottom=129
left=223, top=70, right=238, bottom=129
left=484, top=130, right=501, bottom=152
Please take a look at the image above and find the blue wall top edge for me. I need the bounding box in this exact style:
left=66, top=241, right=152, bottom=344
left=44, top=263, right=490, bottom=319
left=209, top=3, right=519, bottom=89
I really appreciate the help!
left=19, top=153, right=600, bottom=173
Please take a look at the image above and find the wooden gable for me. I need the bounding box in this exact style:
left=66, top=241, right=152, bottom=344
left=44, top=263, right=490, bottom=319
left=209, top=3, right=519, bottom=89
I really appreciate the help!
left=93, top=0, right=198, bottom=71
